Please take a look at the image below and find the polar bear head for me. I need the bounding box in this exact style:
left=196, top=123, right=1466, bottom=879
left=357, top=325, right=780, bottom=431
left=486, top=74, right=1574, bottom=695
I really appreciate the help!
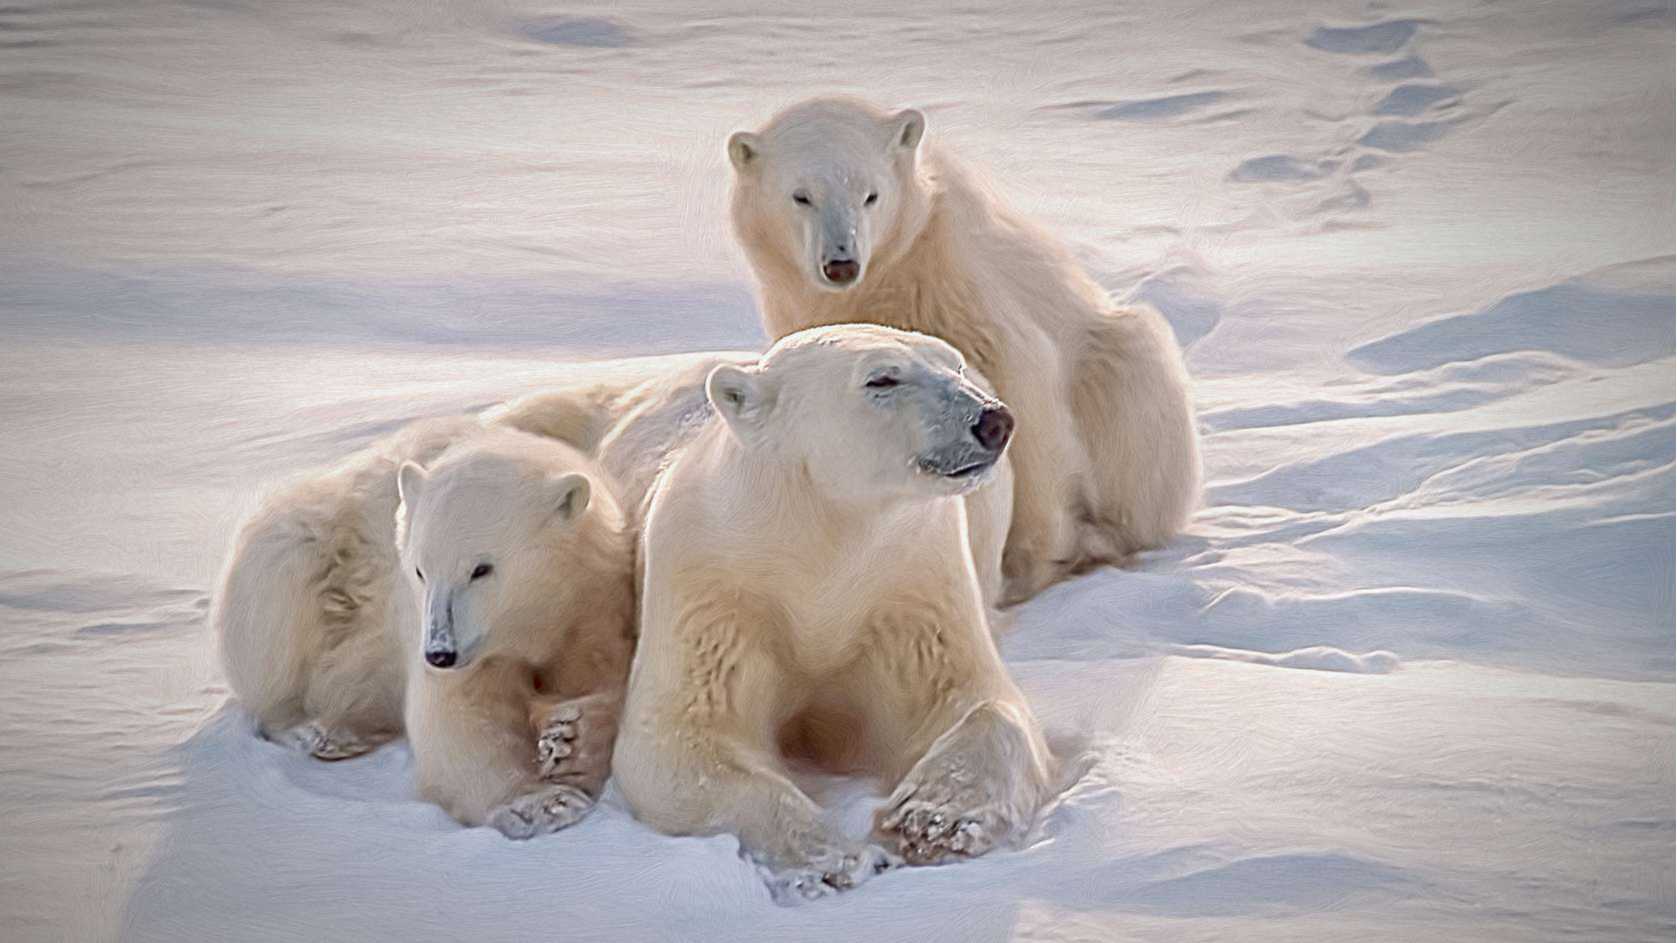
left=394, top=432, right=602, bottom=671
left=728, top=96, right=929, bottom=293
left=705, top=324, right=1013, bottom=504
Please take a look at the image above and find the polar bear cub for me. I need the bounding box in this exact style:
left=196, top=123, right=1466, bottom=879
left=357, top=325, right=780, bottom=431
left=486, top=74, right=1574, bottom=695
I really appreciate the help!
left=728, top=96, right=1202, bottom=603
left=612, top=324, right=1054, bottom=901
left=214, top=423, right=634, bottom=837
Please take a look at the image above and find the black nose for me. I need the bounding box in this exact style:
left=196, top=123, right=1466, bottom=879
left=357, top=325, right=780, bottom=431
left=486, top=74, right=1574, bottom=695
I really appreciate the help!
left=972, top=405, right=1015, bottom=452
left=822, top=259, right=859, bottom=284
left=425, top=650, right=457, bottom=669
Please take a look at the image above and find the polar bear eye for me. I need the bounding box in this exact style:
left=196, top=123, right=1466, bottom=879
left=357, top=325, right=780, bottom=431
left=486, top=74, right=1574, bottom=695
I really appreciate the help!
left=470, top=563, right=493, bottom=581
left=865, top=375, right=900, bottom=390
left=792, top=191, right=812, bottom=207
left=864, top=192, right=878, bottom=207
left=414, top=567, right=424, bottom=583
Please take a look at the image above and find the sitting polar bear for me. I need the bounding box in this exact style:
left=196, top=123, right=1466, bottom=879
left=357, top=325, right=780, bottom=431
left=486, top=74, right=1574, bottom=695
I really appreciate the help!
left=607, top=324, right=1055, bottom=901
left=213, top=423, right=635, bottom=837
left=727, top=96, right=1203, bottom=602
left=485, top=350, right=1014, bottom=610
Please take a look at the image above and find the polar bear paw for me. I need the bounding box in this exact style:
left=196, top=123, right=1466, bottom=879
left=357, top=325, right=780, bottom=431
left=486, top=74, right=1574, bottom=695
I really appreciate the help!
left=487, top=784, right=595, bottom=840
left=760, top=842, right=899, bottom=905
left=535, top=703, right=583, bottom=779
left=277, top=722, right=376, bottom=761
left=878, top=773, right=1024, bottom=866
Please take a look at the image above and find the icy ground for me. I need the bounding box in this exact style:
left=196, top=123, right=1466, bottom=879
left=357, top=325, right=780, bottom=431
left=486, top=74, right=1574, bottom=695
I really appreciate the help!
left=0, top=1, right=1671, bottom=940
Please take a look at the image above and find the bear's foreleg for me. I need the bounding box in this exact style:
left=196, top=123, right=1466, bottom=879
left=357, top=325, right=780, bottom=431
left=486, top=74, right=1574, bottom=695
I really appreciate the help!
left=531, top=685, right=623, bottom=797
left=995, top=383, right=1087, bottom=605
left=615, top=613, right=896, bottom=901
left=405, top=658, right=595, bottom=839
left=875, top=699, right=1049, bottom=865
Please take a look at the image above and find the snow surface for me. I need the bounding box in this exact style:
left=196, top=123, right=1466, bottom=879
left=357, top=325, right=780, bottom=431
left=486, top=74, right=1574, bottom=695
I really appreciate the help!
left=0, top=1, right=1672, bottom=940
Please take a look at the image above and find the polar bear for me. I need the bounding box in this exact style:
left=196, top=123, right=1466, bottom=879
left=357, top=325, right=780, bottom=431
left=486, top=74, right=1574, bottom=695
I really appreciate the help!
left=486, top=352, right=759, bottom=533
left=485, top=350, right=1015, bottom=610
left=727, top=96, right=1203, bottom=602
left=609, top=324, right=1055, bottom=901
left=213, top=423, right=635, bottom=837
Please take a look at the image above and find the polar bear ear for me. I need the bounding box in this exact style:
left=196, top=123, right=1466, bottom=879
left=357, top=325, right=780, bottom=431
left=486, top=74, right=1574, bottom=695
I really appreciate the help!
left=890, top=109, right=926, bottom=153
left=546, top=472, right=591, bottom=525
left=396, top=461, right=427, bottom=509
left=707, top=363, right=772, bottom=435
left=727, top=131, right=762, bottom=171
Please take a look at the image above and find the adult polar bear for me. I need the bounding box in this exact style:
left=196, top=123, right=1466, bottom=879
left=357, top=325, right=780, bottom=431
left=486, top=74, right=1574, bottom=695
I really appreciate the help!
left=487, top=350, right=1016, bottom=610
left=592, top=325, right=1055, bottom=900
left=214, top=424, right=634, bottom=837
left=727, top=97, right=1202, bottom=602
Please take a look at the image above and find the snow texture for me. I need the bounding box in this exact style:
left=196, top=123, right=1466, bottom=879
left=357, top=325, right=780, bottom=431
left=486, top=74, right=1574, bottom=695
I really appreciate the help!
left=0, top=0, right=1670, bottom=941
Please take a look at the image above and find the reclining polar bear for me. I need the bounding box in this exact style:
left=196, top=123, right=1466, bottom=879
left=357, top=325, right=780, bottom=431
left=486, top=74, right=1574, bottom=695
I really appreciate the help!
left=593, top=325, right=1055, bottom=900
left=213, top=423, right=634, bottom=837
left=486, top=348, right=1014, bottom=610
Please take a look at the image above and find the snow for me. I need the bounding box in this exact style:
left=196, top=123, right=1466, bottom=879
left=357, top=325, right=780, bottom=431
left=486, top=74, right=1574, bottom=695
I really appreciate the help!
left=0, top=0, right=1671, bottom=940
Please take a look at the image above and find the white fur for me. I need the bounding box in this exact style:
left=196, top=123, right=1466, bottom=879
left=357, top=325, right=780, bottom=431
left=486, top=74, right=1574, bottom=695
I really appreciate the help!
left=213, top=423, right=635, bottom=836
left=486, top=350, right=1015, bottom=610
left=609, top=325, right=1054, bottom=901
left=730, top=96, right=1203, bottom=602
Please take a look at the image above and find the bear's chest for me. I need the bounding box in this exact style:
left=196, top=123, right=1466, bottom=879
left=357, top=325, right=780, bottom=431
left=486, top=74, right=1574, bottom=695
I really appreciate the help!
left=779, top=602, right=872, bottom=677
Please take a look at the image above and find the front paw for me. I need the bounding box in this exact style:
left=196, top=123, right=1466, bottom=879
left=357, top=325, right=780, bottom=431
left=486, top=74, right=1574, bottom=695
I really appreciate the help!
left=758, top=841, right=900, bottom=904
left=487, top=784, right=595, bottom=840
left=535, top=703, right=583, bottom=779
left=877, top=767, right=1035, bottom=866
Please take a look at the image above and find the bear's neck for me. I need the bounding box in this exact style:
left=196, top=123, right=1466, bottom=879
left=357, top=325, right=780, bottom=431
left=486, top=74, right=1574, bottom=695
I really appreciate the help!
left=496, top=517, right=635, bottom=657
left=694, top=426, right=955, bottom=579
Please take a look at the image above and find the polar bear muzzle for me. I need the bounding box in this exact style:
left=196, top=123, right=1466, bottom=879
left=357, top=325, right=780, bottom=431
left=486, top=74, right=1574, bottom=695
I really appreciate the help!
left=821, top=257, right=860, bottom=286
left=972, top=405, right=1014, bottom=453
left=917, top=402, right=1015, bottom=485
left=423, top=586, right=460, bottom=670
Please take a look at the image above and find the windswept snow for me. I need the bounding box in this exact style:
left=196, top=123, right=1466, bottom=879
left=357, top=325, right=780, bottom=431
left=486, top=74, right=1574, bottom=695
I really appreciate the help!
left=1167, top=643, right=1401, bottom=673
left=0, top=0, right=1671, bottom=941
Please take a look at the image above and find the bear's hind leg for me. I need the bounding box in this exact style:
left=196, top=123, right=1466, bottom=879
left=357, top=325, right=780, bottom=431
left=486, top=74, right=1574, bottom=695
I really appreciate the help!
left=1070, top=304, right=1201, bottom=559
left=270, top=720, right=385, bottom=761
left=294, top=611, right=405, bottom=760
